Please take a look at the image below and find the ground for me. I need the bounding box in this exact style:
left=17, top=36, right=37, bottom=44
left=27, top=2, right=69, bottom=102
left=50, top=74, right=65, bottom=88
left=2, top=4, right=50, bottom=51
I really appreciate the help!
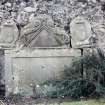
left=61, top=100, right=105, bottom=105
left=1, top=99, right=105, bottom=105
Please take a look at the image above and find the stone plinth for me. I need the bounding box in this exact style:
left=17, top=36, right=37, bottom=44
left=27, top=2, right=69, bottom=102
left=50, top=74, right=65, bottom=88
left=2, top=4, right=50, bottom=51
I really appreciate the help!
left=4, top=48, right=81, bottom=96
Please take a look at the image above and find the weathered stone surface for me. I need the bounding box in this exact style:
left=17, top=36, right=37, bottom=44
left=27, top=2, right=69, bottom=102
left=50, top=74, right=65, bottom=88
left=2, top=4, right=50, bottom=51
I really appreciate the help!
left=20, top=15, right=70, bottom=47
left=0, top=18, right=18, bottom=47
left=0, top=0, right=104, bottom=97
left=5, top=48, right=81, bottom=96
left=70, top=16, right=92, bottom=48
left=16, top=11, right=29, bottom=26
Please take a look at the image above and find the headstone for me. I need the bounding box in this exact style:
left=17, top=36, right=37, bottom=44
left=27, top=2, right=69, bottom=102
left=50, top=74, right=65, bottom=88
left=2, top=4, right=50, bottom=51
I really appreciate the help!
left=70, top=16, right=92, bottom=48
left=0, top=18, right=18, bottom=47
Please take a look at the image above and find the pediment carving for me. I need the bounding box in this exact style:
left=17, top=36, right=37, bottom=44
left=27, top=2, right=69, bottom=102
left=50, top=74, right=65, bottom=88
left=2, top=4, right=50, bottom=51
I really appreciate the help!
left=19, top=15, right=70, bottom=48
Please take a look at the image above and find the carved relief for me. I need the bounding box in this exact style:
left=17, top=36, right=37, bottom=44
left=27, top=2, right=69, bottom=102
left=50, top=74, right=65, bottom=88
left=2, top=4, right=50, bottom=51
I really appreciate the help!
left=70, top=16, right=92, bottom=48
left=0, top=18, right=18, bottom=47
left=20, top=15, right=70, bottom=48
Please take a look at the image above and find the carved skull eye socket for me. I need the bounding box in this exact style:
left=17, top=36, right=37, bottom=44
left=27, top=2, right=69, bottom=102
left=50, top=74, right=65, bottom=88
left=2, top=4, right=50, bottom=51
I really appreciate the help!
left=34, top=21, right=41, bottom=27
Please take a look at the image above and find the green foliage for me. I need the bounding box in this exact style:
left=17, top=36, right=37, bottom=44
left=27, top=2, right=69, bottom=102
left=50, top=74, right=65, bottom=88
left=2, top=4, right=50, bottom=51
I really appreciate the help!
left=41, top=78, right=96, bottom=98
left=42, top=49, right=105, bottom=99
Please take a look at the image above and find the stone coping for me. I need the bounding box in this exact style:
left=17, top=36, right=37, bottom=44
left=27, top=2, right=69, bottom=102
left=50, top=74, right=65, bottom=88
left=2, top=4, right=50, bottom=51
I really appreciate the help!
left=5, top=48, right=81, bottom=58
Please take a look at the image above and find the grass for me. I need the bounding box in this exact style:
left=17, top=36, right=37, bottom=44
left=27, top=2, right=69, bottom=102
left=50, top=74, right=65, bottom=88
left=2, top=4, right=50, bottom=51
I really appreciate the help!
left=61, top=100, right=105, bottom=105
left=1, top=99, right=105, bottom=105
left=36, top=99, right=105, bottom=105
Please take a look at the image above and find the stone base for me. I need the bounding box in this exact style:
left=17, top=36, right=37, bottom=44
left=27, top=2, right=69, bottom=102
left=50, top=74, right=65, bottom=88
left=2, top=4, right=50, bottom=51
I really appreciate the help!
left=4, top=48, right=81, bottom=96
